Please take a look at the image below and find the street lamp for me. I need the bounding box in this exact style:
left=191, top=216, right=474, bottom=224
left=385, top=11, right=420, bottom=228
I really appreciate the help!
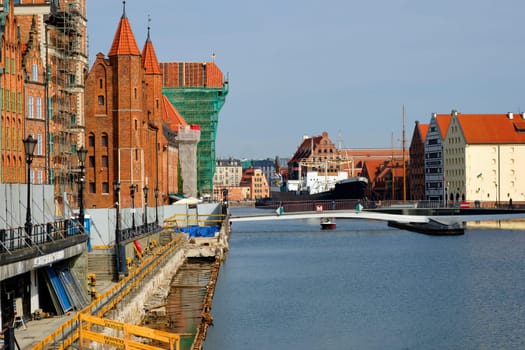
left=154, top=187, right=159, bottom=225
left=113, top=180, right=121, bottom=279
left=23, top=135, right=37, bottom=240
left=130, top=184, right=137, bottom=231
left=77, top=146, right=88, bottom=231
left=143, top=186, right=148, bottom=229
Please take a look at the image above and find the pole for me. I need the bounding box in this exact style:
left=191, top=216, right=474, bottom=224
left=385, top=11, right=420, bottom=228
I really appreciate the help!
left=113, top=181, right=121, bottom=280
left=130, top=184, right=136, bottom=231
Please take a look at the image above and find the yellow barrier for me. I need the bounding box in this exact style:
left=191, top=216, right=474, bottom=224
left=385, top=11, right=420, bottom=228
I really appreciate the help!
left=79, top=313, right=180, bottom=350
left=32, top=233, right=187, bottom=350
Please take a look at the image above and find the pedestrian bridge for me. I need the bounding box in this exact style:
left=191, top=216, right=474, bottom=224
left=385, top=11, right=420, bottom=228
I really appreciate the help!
left=229, top=209, right=525, bottom=235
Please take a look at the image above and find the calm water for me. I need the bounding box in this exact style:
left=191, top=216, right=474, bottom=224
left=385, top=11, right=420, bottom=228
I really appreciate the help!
left=204, top=208, right=525, bottom=350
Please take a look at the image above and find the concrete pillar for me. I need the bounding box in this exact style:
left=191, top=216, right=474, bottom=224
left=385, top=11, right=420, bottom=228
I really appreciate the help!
left=30, top=270, right=39, bottom=314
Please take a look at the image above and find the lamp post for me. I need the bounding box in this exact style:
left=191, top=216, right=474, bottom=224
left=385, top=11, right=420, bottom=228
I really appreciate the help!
left=77, top=146, right=88, bottom=231
left=143, top=186, right=148, bottom=229
left=130, top=184, right=137, bottom=231
left=154, top=187, right=159, bottom=225
left=113, top=181, right=121, bottom=279
left=23, top=135, right=37, bottom=240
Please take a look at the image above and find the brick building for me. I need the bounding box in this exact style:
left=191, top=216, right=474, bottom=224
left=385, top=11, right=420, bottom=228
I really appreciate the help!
left=84, top=8, right=182, bottom=209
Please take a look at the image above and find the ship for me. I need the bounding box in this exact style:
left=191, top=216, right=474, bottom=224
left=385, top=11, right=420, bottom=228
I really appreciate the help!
left=256, top=176, right=368, bottom=206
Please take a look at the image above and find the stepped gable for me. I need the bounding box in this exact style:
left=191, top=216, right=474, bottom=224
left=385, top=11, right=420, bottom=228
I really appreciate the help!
left=457, top=113, right=525, bottom=144
left=142, top=27, right=161, bottom=74
left=289, top=133, right=323, bottom=162
left=108, top=7, right=140, bottom=57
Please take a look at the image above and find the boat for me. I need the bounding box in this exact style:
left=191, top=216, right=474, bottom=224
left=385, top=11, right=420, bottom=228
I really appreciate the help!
left=258, top=176, right=369, bottom=204
left=320, top=218, right=336, bottom=230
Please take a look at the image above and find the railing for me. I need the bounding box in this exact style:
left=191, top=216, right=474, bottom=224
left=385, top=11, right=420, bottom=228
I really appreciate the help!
left=32, top=234, right=188, bottom=350
left=117, top=222, right=161, bottom=243
left=0, top=219, right=85, bottom=254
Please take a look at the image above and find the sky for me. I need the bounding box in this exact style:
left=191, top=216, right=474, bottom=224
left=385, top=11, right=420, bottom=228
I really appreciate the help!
left=88, top=0, right=525, bottom=159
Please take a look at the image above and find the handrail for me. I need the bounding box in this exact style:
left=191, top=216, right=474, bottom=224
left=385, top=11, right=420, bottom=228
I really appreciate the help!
left=31, top=233, right=187, bottom=350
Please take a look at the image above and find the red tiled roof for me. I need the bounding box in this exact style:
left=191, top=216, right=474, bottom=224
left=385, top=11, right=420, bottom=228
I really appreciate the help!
left=161, top=95, right=187, bottom=128
left=419, top=123, right=429, bottom=140
left=457, top=113, right=525, bottom=144
left=160, top=62, right=225, bottom=87
left=435, top=114, right=452, bottom=138
left=142, top=37, right=161, bottom=74
left=108, top=16, right=140, bottom=56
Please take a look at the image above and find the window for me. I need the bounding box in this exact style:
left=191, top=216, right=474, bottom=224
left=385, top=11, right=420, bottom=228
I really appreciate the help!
left=37, top=170, right=43, bottom=184
left=102, top=155, right=108, bottom=167
left=48, top=97, right=53, bottom=120
left=89, top=182, right=96, bottom=193
left=101, top=133, right=108, bottom=147
left=89, top=156, right=95, bottom=167
left=37, top=134, right=43, bottom=155
left=102, top=182, right=109, bottom=193
left=99, top=79, right=103, bottom=89
left=89, top=134, right=95, bottom=147
left=36, top=97, right=42, bottom=119
left=32, top=64, right=38, bottom=81
left=27, top=96, right=34, bottom=118
left=98, top=95, right=104, bottom=105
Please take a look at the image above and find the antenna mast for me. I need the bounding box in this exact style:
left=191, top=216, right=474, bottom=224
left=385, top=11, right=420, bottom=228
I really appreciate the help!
left=402, top=105, right=406, bottom=201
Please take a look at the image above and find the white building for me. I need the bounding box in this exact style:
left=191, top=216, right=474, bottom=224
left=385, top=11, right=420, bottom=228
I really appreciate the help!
left=444, top=112, right=525, bottom=204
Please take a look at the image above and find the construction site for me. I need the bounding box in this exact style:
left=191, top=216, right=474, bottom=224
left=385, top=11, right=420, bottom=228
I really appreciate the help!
left=43, top=0, right=88, bottom=216
left=162, top=62, right=229, bottom=197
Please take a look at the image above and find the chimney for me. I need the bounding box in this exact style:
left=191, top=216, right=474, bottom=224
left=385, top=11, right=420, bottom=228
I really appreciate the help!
left=522, top=112, right=525, bottom=119
left=508, top=112, right=514, bottom=120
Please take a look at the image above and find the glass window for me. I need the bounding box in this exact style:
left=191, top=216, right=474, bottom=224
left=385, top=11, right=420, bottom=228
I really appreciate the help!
left=101, top=134, right=108, bottom=147
left=102, top=182, right=109, bottom=193
left=36, top=97, right=42, bottom=119
left=32, top=64, right=38, bottom=81
left=27, top=96, right=34, bottom=118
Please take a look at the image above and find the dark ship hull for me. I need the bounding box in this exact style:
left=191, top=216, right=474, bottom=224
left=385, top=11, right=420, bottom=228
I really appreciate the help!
left=257, top=177, right=368, bottom=206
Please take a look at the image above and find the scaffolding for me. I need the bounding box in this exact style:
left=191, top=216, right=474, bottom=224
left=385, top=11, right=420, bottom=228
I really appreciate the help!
left=163, top=85, right=228, bottom=196
left=44, top=0, right=87, bottom=215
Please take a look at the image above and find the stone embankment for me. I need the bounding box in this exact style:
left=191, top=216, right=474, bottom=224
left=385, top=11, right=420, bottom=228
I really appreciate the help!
left=104, top=218, right=230, bottom=349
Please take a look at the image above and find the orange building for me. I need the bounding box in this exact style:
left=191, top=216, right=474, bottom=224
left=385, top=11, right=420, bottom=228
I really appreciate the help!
left=240, top=168, right=269, bottom=200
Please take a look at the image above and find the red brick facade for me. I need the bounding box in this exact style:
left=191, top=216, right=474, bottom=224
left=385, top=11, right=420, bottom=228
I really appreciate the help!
left=84, top=13, right=179, bottom=209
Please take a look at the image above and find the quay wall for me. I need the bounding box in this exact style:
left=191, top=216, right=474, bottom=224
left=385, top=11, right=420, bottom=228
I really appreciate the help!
left=107, top=245, right=186, bottom=327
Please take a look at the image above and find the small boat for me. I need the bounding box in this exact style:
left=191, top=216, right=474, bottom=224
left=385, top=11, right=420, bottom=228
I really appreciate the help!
left=320, top=218, right=336, bottom=230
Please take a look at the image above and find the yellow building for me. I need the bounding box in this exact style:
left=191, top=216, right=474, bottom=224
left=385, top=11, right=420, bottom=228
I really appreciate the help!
left=444, top=112, right=525, bottom=205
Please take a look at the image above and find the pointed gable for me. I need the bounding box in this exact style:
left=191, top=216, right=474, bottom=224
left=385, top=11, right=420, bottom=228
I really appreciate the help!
left=142, top=32, right=161, bottom=74
left=418, top=123, right=429, bottom=141
left=435, top=114, right=452, bottom=139
left=108, top=15, right=140, bottom=57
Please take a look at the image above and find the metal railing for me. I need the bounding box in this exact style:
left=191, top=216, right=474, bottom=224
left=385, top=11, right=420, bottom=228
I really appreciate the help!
left=117, top=222, right=161, bottom=243
left=0, top=219, right=85, bottom=254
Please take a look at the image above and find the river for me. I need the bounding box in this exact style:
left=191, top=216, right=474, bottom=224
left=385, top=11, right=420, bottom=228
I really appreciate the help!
left=204, top=207, right=525, bottom=349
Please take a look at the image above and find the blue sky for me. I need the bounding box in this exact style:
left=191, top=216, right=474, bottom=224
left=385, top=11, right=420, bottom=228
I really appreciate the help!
left=88, top=0, right=525, bottom=159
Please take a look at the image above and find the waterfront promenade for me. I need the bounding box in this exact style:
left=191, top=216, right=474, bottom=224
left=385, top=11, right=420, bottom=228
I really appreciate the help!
left=9, top=222, right=229, bottom=350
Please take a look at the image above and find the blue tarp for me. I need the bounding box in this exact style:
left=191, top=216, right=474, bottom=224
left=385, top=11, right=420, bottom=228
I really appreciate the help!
left=178, top=226, right=219, bottom=237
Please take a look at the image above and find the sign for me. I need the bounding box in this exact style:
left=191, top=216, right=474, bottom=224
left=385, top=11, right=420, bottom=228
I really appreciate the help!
left=33, top=251, right=65, bottom=267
